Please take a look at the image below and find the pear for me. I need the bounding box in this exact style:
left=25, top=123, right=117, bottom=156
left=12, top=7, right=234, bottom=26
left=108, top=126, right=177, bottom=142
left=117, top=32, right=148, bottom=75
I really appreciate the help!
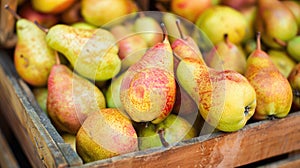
left=174, top=21, right=256, bottom=132
left=268, top=50, right=296, bottom=78
left=106, top=73, right=125, bottom=110
left=46, top=24, right=121, bottom=81
left=170, top=0, right=212, bottom=23
left=4, top=5, right=56, bottom=87
left=287, top=36, right=300, bottom=62
left=288, top=63, right=300, bottom=110
left=133, top=14, right=163, bottom=47
left=245, top=33, right=293, bottom=120
left=47, top=59, right=106, bottom=134
left=81, top=0, right=137, bottom=27
left=205, top=34, right=247, bottom=74
left=256, top=0, right=298, bottom=49
left=31, top=0, right=76, bottom=14
left=71, top=22, right=97, bottom=30
left=240, top=6, right=257, bottom=42
left=76, top=108, right=138, bottom=162
left=33, top=87, right=48, bottom=114
left=282, top=1, right=300, bottom=29
left=171, top=20, right=200, bottom=116
left=120, top=25, right=176, bottom=124
left=110, top=25, right=148, bottom=71
left=195, top=5, right=247, bottom=45
left=138, top=114, right=197, bottom=150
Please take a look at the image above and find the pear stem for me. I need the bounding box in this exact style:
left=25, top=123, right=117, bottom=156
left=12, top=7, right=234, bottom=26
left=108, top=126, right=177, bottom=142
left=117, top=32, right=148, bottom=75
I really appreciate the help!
left=155, top=2, right=167, bottom=12
left=4, top=4, right=21, bottom=20
left=175, top=19, right=185, bottom=40
left=256, top=32, right=261, bottom=50
left=55, top=52, right=61, bottom=65
left=173, top=52, right=182, bottom=61
left=160, top=22, right=168, bottom=42
left=158, top=129, right=169, bottom=147
left=34, top=20, right=49, bottom=33
left=273, top=38, right=287, bottom=47
left=224, top=34, right=229, bottom=45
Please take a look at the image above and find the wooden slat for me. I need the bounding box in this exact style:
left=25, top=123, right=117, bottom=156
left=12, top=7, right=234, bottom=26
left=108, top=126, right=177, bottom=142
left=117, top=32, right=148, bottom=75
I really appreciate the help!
left=0, top=129, right=19, bottom=168
left=0, top=50, right=82, bottom=167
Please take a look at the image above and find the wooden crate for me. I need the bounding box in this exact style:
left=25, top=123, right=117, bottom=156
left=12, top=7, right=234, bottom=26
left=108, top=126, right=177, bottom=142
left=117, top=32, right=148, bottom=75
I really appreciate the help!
left=0, top=49, right=300, bottom=167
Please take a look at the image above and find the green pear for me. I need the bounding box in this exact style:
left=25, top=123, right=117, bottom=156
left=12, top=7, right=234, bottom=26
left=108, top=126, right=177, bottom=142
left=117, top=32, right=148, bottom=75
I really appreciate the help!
left=240, top=6, right=257, bottom=42
left=5, top=5, right=56, bottom=87
left=81, top=0, right=137, bottom=27
left=46, top=24, right=121, bottom=81
left=138, top=114, right=197, bottom=150
left=282, top=1, right=300, bottom=29
left=268, top=50, right=296, bottom=78
left=33, top=87, right=48, bottom=114
left=106, top=73, right=125, bottom=110
left=76, top=108, right=138, bottom=162
left=287, top=36, right=300, bottom=62
left=133, top=15, right=163, bottom=47
left=288, top=63, right=300, bottom=110
left=205, top=34, right=247, bottom=74
left=47, top=63, right=106, bottom=134
left=120, top=27, right=176, bottom=124
left=195, top=5, right=247, bottom=44
left=245, top=33, right=293, bottom=120
left=71, top=22, right=97, bottom=30
left=256, top=0, right=298, bottom=49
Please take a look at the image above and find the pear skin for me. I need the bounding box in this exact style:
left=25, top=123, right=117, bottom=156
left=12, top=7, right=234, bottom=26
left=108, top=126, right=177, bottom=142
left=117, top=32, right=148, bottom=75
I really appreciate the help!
left=256, top=0, right=298, bottom=49
left=33, top=87, right=48, bottom=114
left=288, top=63, right=300, bottom=110
left=76, top=108, right=138, bottom=162
left=46, top=24, right=121, bottom=81
left=31, top=0, right=76, bottom=14
left=120, top=29, right=176, bottom=124
left=268, top=50, right=296, bottom=78
left=138, top=114, right=197, bottom=150
left=245, top=33, right=293, bottom=120
left=205, top=34, right=247, bottom=74
left=14, top=19, right=56, bottom=87
left=47, top=64, right=106, bottom=134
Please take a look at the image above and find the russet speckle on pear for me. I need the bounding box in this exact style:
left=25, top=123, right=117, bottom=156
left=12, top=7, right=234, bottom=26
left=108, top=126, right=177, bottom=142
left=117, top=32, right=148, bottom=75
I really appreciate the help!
left=76, top=108, right=138, bottom=162
left=120, top=28, right=176, bottom=124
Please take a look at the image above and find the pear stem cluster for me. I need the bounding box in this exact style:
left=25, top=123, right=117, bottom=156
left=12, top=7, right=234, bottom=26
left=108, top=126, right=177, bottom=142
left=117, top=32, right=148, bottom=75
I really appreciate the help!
left=4, top=4, right=21, bottom=20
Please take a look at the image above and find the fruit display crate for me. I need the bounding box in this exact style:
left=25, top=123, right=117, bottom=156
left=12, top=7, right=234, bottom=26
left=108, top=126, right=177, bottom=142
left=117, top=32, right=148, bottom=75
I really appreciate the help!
left=0, top=49, right=300, bottom=167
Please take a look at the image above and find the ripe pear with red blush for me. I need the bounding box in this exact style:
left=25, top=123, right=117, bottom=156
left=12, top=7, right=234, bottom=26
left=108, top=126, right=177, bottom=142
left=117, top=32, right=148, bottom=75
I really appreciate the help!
left=110, top=25, right=148, bottom=72
left=120, top=24, right=176, bottom=124
left=47, top=57, right=106, bottom=134
left=245, top=33, right=293, bottom=120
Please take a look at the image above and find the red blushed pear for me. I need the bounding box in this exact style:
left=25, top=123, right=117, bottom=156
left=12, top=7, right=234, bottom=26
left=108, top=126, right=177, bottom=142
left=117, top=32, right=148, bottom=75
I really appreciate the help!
left=120, top=23, right=176, bottom=124
left=47, top=55, right=106, bottom=134
left=174, top=20, right=257, bottom=132
left=245, top=32, right=293, bottom=120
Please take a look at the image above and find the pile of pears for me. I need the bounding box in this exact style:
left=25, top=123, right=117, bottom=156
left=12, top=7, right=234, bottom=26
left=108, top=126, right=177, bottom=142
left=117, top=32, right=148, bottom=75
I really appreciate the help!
left=5, top=0, right=300, bottom=164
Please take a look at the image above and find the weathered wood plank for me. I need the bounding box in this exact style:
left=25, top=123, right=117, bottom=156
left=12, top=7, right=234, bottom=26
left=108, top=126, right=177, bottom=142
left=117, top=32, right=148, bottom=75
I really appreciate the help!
left=0, top=129, right=19, bottom=168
